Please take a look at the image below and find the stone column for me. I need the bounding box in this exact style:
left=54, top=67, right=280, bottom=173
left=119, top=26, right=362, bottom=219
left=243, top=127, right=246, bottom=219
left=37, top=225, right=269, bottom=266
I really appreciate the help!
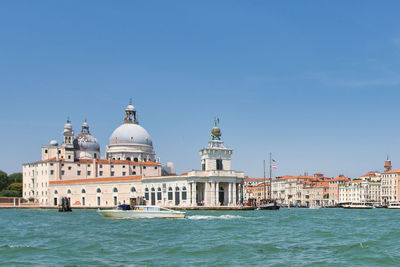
left=191, top=182, right=197, bottom=206
left=233, top=183, right=237, bottom=206
left=215, top=182, right=219, bottom=206
left=204, top=182, right=208, bottom=206
left=228, top=183, right=232, bottom=206
left=187, top=183, right=192, bottom=206
left=210, top=182, right=215, bottom=207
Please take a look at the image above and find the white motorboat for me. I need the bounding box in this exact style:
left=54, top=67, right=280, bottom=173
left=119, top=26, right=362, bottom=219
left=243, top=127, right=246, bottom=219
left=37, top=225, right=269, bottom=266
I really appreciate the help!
left=97, top=205, right=186, bottom=219
left=342, top=202, right=374, bottom=209
left=309, top=205, right=321, bottom=209
left=388, top=202, right=400, bottom=209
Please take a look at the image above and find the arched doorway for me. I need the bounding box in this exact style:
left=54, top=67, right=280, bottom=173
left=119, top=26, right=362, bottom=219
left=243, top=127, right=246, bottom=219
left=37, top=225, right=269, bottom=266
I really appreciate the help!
left=219, top=186, right=224, bottom=205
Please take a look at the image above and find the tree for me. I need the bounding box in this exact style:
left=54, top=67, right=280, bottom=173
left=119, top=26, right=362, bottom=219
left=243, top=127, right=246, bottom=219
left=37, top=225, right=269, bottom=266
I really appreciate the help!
left=0, top=190, right=20, bottom=197
left=8, top=173, right=22, bottom=183
left=7, top=183, right=22, bottom=196
left=0, top=170, right=8, bottom=191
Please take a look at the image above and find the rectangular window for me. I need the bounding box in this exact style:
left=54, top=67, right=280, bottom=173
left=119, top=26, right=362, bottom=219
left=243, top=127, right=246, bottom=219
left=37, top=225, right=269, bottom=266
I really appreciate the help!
left=182, top=191, right=187, bottom=200
left=145, top=192, right=149, bottom=200
left=50, top=163, right=53, bottom=166
left=87, top=171, right=91, bottom=175
left=54, top=198, right=58, bottom=206
left=216, top=159, right=223, bottom=170
left=82, top=197, right=85, bottom=206
left=202, top=163, right=205, bottom=171
left=168, top=191, right=173, bottom=200
left=111, top=171, right=114, bottom=177
left=114, top=196, right=117, bottom=206
left=77, top=170, right=81, bottom=176
left=61, top=170, right=64, bottom=175
left=45, top=149, right=48, bottom=153
left=122, top=172, right=126, bottom=176
left=97, top=196, right=101, bottom=206
left=99, top=164, right=103, bottom=168
left=99, top=171, right=103, bottom=176
left=88, top=164, right=90, bottom=167
left=157, top=192, right=162, bottom=200
left=50, top=170, right=54, bottom=175
left=68, top=166, right=71, bottom=170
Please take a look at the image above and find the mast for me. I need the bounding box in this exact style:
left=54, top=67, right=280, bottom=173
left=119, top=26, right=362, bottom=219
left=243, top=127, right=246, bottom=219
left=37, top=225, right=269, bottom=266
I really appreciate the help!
left=269, top=152, right=272, bottom=201
left=263, top=159, right=266, bottom=200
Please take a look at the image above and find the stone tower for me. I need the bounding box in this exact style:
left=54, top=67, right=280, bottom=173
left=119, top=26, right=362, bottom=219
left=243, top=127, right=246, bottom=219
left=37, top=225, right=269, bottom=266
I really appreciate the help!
left=199, top=119, right=233, bottom=171
left=384, top=156, right=392, bottom=172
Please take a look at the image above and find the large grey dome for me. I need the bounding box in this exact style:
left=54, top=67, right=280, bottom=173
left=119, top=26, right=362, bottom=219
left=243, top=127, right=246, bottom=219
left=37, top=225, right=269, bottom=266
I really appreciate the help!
left=110, top=123, right=153, bottom=146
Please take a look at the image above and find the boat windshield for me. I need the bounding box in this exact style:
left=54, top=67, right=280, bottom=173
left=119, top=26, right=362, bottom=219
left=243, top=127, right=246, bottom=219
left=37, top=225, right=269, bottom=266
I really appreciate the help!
left=133, top=206, right=161, bottom=211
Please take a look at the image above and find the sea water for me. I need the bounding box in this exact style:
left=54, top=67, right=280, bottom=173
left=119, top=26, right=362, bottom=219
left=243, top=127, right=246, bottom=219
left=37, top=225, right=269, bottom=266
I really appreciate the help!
left=0, top=208, right=399, bottom=266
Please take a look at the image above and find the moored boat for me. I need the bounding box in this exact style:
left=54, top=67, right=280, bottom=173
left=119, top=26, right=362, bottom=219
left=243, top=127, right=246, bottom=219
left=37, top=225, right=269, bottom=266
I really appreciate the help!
left=258, top=201, right=280, bottom=210
left=97, top=205, right=186, bottom=219
left=342, top=202, right=374, bottom=209
left=388, top=202, right=400, bottom=209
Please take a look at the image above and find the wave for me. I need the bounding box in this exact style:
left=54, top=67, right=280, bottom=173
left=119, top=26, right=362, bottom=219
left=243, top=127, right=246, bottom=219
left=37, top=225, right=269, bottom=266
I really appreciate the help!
left=187, top=215, right=245, bottom=220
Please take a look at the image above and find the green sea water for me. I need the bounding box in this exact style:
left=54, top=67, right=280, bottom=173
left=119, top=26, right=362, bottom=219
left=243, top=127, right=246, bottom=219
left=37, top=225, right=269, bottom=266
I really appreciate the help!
left=0, top=208, right=399, bottom=266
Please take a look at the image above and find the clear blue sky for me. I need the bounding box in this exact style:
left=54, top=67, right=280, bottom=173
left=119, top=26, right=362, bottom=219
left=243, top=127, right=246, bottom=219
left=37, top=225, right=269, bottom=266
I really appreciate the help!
left=1, top=1, right=400, bottom=178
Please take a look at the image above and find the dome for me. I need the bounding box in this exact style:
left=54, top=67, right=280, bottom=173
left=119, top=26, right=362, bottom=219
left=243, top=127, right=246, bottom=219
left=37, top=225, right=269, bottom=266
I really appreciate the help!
left=49, top=140, right=58, bottom=146
left=126, top=104, right=135, bottom=111
left=76, top=132, right=100, bottom=151
left=110, top=123, right=153, bottom=146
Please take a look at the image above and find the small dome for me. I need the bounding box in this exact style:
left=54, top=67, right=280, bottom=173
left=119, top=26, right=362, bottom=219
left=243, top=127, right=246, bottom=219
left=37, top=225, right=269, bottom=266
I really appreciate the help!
left=76, top=132, right=100, bottom=151
left=126, top=104, right=135, bottom=112
left=110, top=123, right=152, bottom=146
left=49, top=140, right=58, bottom=146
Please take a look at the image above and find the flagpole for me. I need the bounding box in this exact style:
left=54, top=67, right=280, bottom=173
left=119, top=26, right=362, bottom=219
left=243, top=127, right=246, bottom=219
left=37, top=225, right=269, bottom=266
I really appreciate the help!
left=269, top=152, right=272, bottom=201
left=263, top=159, right=266, bottom=201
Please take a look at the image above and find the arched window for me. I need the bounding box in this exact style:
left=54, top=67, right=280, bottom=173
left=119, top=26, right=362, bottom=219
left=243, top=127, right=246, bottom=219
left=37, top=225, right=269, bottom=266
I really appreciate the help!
left=168, top=187, right=173, bottom=200
left=175, top=186, right=180, bottom=191
left=54, top=190, right=58, bottom=195
left=81, top=189, right=86, bottom=194
left=182, top=186, right=187, bottom=200
left=131, top=186, right=136, bottom=192
left=97, top=188, right=102, bottom=193
left=157, top=187, right=162, bottom=200
left=151, top=187, right=155, bottom=192
left=113, top=187, right=118, bottom=193
left=134, top=158, right=138, bottom=162
left=67, top=189, right=71, bottom=194
left=145, top=188, right=149, bottom=200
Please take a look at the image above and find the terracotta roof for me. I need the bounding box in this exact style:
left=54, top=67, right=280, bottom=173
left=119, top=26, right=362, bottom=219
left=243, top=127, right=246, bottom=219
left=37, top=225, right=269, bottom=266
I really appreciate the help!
left=349, top=180, right=364, bottom=183
left=330, top=176, right=351, bottom=182
left=384, top=169, right=400, bottom=174
left=49, top=175, right=142, bottom=185
left=276, top=175, right=315, bottom=180
left=245, top=178, right=266, bottom=181
left=359, top=172, right=379, bottom=178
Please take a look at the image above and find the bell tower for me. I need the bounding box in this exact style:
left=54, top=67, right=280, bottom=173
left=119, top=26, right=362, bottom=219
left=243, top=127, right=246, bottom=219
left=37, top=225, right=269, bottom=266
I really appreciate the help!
left=199, top=119, right=233, bottom=171
left=384, top=156, right=392, bottom=172
left=63, top=119, right=74, bottom=149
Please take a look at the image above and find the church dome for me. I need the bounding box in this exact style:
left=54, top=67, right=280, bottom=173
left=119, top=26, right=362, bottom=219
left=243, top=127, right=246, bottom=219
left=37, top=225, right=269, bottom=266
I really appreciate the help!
left=110, top=123, right=153, bottom=146
left=76, top=120, right=100, bottom=151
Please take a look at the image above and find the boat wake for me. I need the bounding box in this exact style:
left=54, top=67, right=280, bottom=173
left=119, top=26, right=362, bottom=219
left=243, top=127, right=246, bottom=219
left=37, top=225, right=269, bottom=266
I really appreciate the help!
left=187, top=215, right=245, bottom=220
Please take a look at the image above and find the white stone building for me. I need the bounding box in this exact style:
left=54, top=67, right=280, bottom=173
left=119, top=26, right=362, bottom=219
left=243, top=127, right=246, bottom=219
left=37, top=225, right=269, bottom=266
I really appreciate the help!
left=22, top=102, right=244, bottom=208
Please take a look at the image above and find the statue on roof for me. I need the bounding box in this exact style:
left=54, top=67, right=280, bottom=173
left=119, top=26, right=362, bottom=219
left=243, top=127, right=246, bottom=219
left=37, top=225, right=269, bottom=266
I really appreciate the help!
left=211, top=117, right=221, bottom=140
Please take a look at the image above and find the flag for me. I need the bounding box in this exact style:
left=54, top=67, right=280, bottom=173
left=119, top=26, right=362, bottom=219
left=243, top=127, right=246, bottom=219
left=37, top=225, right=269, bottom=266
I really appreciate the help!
left=272, top=165, right=277, bottom=169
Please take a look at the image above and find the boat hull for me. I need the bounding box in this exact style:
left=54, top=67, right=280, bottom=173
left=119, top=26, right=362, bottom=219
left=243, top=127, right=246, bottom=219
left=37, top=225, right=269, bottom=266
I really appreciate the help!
left=97, top=210, right=186, bottom=219
left=258, top=203, right=280, bottom=210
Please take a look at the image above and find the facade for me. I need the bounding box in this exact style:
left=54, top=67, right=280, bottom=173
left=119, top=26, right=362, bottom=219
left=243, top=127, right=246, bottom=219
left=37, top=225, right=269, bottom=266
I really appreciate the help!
left=22, top=102, right=244, bottom=208
left=244, top=182, right=271, bottom=204
left=381, top=169, right=400, bottom=205
left=328, top=176, right=350, bottom=205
